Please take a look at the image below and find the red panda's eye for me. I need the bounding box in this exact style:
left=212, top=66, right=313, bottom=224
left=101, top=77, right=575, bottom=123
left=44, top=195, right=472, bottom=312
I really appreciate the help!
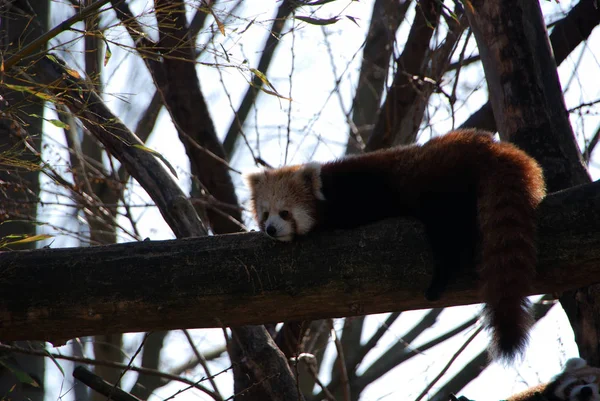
left=262, top=211, right=269, bottom=221
left=279, top=210, right=290, bottom=219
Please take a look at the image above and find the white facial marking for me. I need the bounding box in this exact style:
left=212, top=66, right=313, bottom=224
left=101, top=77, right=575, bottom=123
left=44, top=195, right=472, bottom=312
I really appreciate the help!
left=568, top=384, right=599, bottom=401
left=302, top=163, right=325, bottom=201
left=584, top=376, right=598, bottom=384
left=555, top=377, right=579, bottom=397
left=264, top=214, right=294, bottom=241
left=293, top=205, right=315, bottom=235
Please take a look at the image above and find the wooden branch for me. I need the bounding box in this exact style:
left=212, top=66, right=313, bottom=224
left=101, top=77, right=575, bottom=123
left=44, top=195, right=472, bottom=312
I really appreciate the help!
left=222, top=0, right=297, bottom=157
left=345, top=0, right=409, bottom=154
left=73, top=366, right=142, bottom=401
left=1, top=181, right=599, bottom=342
left=24, top=55, right=206, bottom=239
left=3, top=0, right=113, bottom=70
left=460, top=0, right=600, bottom=137
left=112, top=0, right=242, bottom=234
left=464, top=0, right=590, bottom=191
left=366, top=0, right=440, bottom=151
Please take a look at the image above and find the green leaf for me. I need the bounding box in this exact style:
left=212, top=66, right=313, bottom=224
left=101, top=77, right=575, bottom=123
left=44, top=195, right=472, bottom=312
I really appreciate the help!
left=246, top=69, right=291, bottom=100
left=2, top=83, right=57, bottom=102
left=103, top=39, right=112, bottom=66
left=249, top=68, right=272, bottom=89
left=46, top=54, right=60, bottom=64
left=48, top=119, right=69, bottom=129
left=27, top=114, right=69, bottom=130
left=133, top=144, right=178, bottom=178
left=0, top=234, right=53, bottom=248
left=0, top=361, right=40, bottom=387
left=260, top=87, right=292, bottom=101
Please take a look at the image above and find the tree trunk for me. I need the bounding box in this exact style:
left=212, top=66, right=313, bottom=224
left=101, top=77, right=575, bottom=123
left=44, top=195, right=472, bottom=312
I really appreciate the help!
left=465, top=0, right=598, bottom=364
left=0, top=0, right=48, bottom=397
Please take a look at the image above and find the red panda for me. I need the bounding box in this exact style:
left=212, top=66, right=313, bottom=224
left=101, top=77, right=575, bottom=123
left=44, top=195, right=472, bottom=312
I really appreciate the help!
left=246, top=129, right=546, bottom=361
left=507, top=358, right=600, bottom=401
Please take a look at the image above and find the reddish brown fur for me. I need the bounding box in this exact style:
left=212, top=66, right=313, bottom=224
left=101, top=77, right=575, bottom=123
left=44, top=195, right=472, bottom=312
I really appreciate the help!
left=507, top=358, right=600, bottom=401
left=247, top=129, right=546, bottom=361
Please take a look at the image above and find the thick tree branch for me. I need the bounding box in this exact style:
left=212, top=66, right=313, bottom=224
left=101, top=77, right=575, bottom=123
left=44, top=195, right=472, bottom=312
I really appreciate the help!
left=1, top=181, right=599, bottom=342
left=366, top=0, right=440, bottom=151
left=465, top=0, right=589, bottom=191
left=460, top=0, right=600, bottom=147
left=20, top=55, right=206, bottom=238
left=153, top=0, right=242, bottom=234
left=344, top=0, right=409, bottom=154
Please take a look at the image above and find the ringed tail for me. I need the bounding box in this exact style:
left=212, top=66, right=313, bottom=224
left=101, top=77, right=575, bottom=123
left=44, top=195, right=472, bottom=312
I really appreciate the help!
left=477, top=146, right=545, bottom=361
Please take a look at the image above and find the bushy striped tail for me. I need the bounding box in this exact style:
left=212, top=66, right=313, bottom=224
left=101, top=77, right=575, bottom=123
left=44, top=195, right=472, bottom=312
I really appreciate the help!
left=477, top=145, right=546, bottom=362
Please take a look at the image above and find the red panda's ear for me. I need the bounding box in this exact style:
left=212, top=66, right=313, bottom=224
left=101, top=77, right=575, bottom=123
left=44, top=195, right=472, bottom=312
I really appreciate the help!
left=564, top=358, right=588, bottom=371
left=244, top=172, right=265, bottom=191
left=296, top=163, right=325, bottom=200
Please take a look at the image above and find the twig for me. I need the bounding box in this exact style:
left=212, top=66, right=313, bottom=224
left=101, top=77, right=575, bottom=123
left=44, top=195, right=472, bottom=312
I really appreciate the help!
left=3, top=0, right=114, bottom=70
left=298, top=353, right=336, bottom=401
left=330, top=320, right=350, bottom=401
left=73, top=366, right=142, bottom=401
left=584, top=123, right=600, bottom=163
left=413, top=326, right=484, bottom=401
left=0, top=343, right=226, bottom=401
left=111, top=332, right=150, bottom=397
left=182, top=329, right=222, bottom=398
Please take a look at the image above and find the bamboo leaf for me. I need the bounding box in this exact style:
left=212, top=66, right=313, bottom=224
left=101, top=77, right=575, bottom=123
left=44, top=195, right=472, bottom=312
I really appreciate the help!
left=208, top=6, right=225, bottom=35
left=295, top=16, right=340, bottom=25
left=0, top=234, right=53, bottom=248
left=103, top=40, right=112, bottom=66
left=249, top=68, right=279, bottom=93
left=260, top=87, right=292, bottom=101
left=48, top=119, right=70, bottom=129
left=0, top=361, right=40, bottom=387
left=346, top=15, right=360, bottom=27
left=2, top=84, right=56, bottom=102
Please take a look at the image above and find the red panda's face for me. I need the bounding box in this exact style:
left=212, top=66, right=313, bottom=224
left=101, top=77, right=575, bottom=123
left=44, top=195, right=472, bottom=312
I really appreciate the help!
left=245, top=164, right=324, bottom=242
left=551, top=358, right=600, bottom=401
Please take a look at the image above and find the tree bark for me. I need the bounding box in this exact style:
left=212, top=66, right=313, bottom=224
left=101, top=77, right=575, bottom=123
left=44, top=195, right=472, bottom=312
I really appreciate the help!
left=465, top=0, right=590, bottom=191
left=24, top=55, right=206, bottom=239
left=153, top=0, right=242, bottom=235
left=17, top=50, right=300, bottom=401
left=1, top=181, right=599, bottom=342
left=345, top=0, right=409, bottom=154
left=460, top=0, right=600, bottom=134
left=0, top=0, right=48, bottom=397
left=366, top=0, right=440, bottom=151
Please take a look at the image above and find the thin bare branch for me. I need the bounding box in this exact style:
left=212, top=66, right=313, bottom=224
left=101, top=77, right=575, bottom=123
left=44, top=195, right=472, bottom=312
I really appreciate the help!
left=222, top=0, right=297, bottom=156
left=0, top=343, right=225, bottom=401
left=3, top=0, right=113, bottom=70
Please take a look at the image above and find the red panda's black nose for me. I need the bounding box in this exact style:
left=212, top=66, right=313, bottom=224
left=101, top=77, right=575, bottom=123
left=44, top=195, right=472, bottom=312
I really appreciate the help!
left=266, top=225, right=277, bottom=237
left=577, top=385, right=594, bottom=401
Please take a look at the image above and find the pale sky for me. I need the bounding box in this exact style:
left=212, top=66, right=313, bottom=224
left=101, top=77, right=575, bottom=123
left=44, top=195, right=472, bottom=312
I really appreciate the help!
left=38, top=0, right=600, bottom=400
